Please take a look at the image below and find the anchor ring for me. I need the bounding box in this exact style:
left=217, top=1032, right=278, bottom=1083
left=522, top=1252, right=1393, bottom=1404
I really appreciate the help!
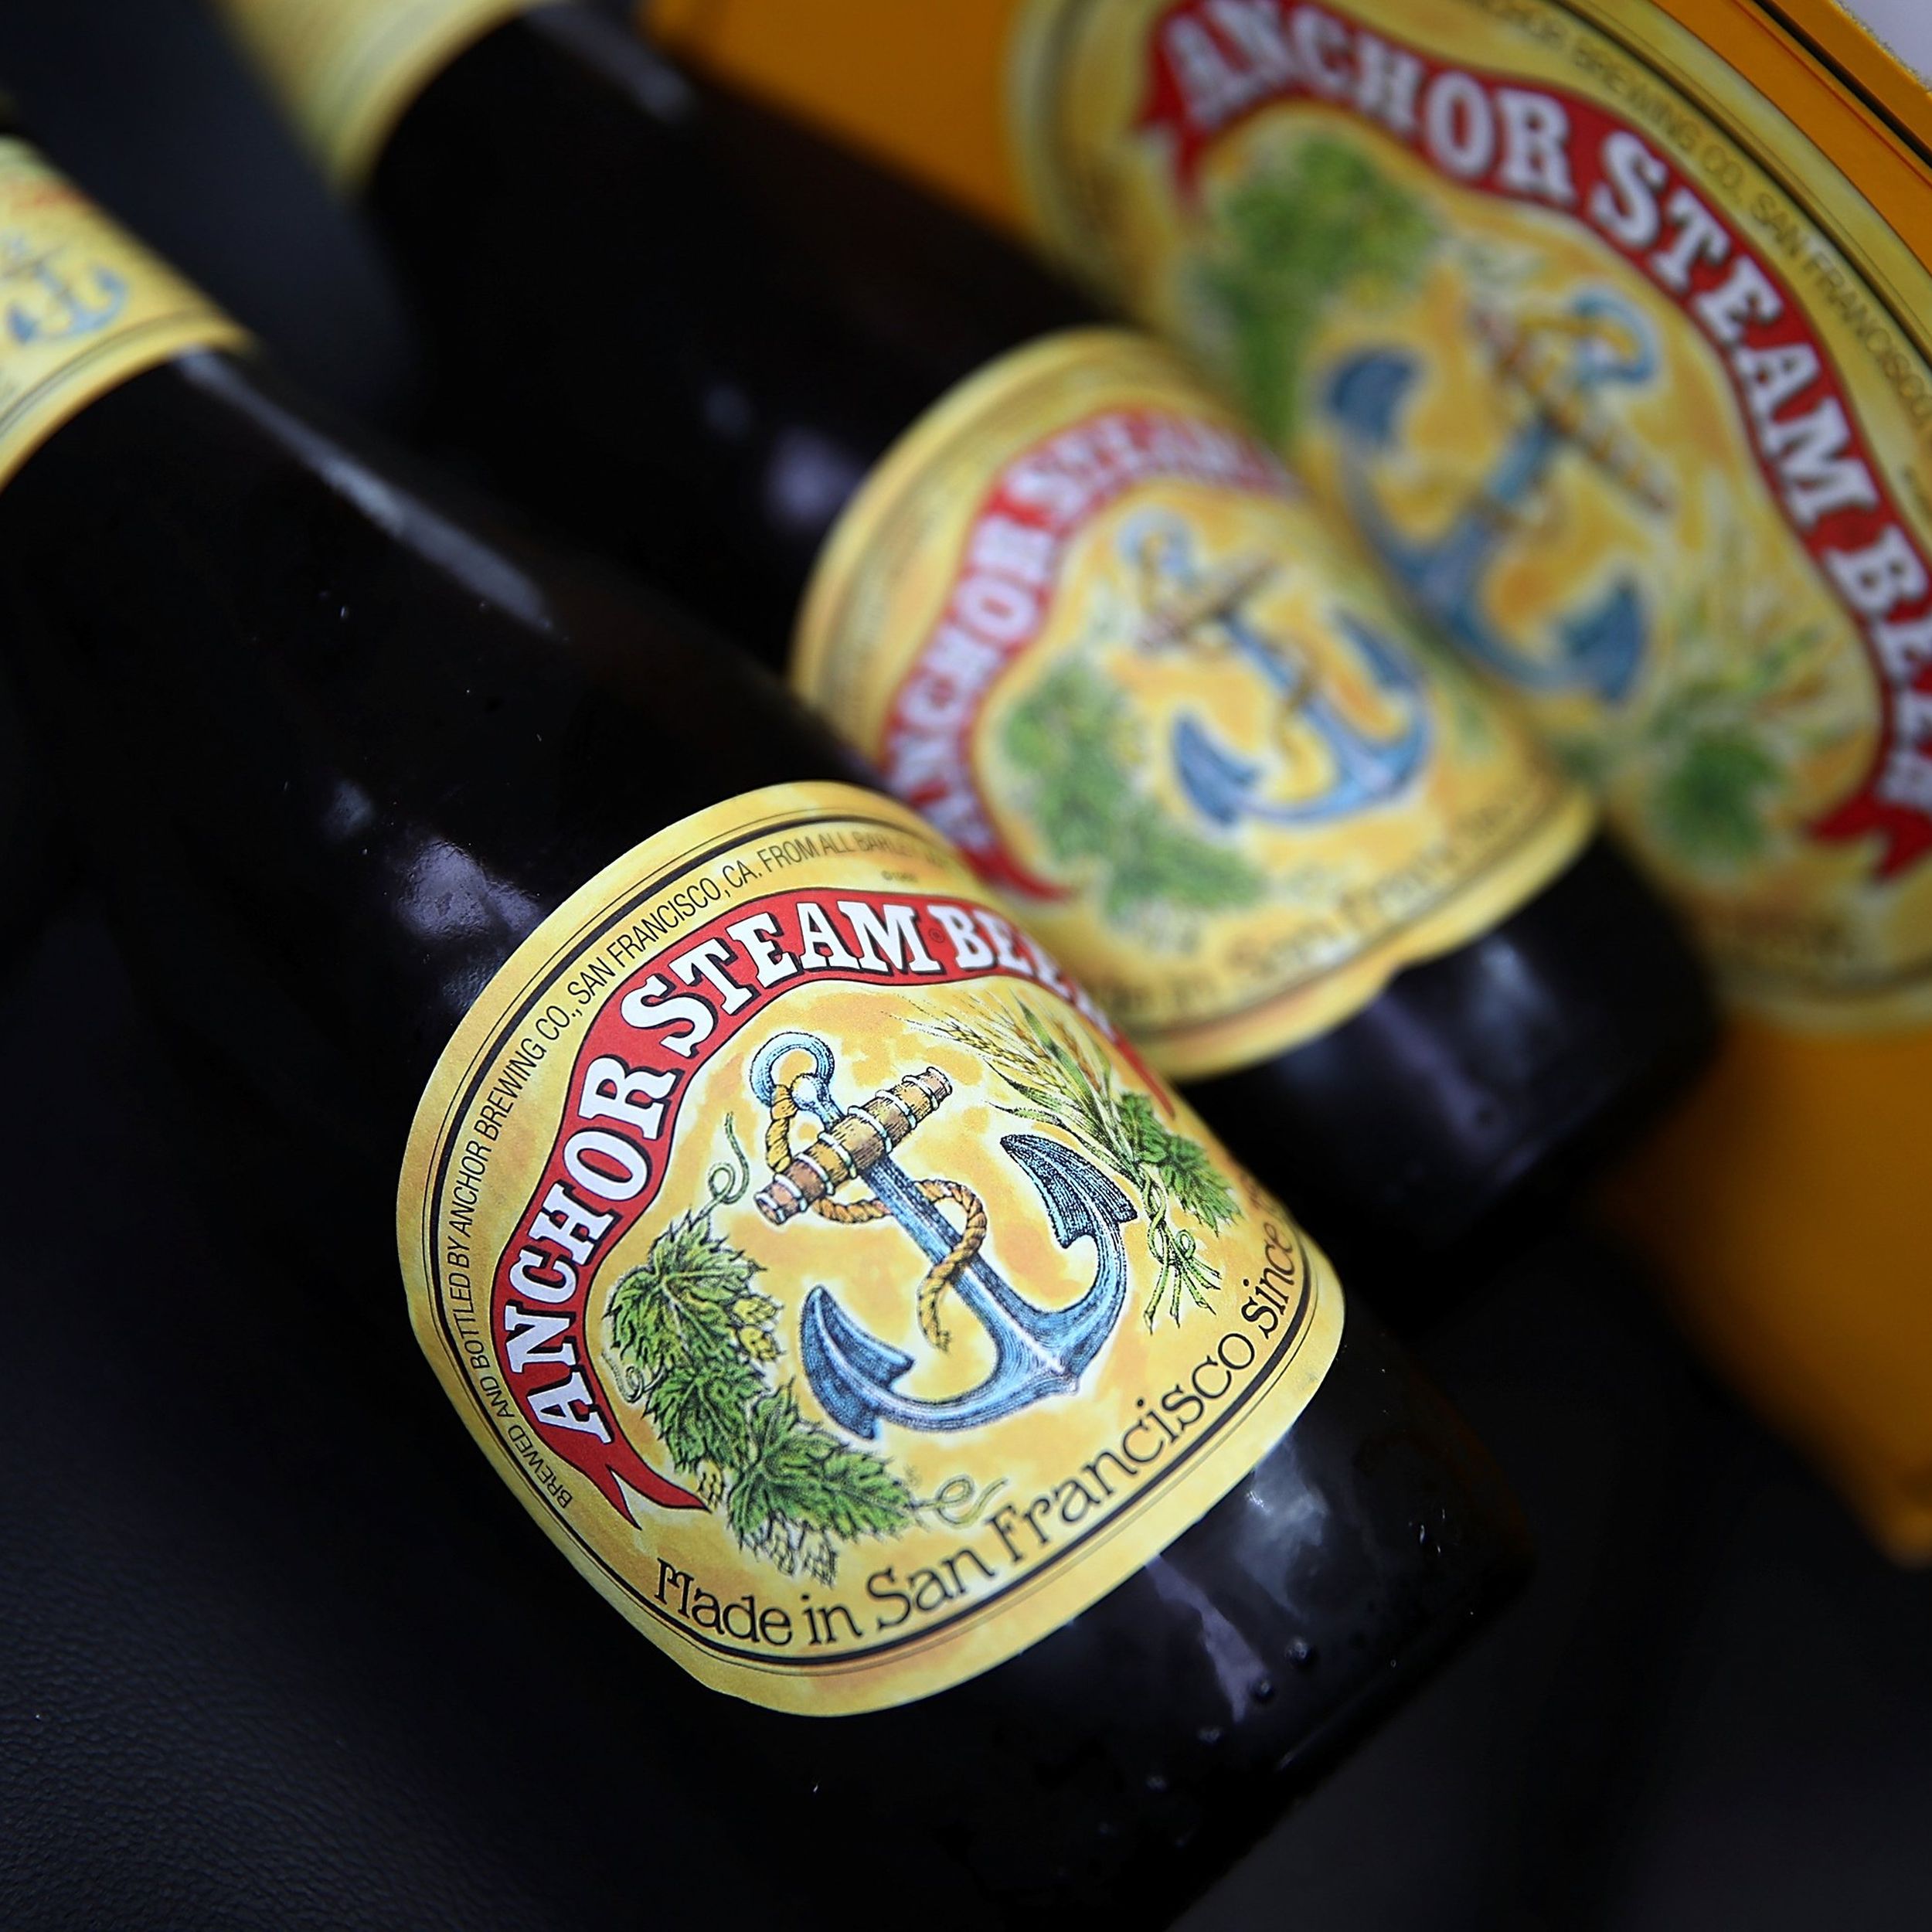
left=749, top=1029, right=837, bottom=1109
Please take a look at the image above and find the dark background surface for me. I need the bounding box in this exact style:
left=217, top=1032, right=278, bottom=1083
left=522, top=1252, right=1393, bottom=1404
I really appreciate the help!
left=2, top=3, right=1930, bottom=1927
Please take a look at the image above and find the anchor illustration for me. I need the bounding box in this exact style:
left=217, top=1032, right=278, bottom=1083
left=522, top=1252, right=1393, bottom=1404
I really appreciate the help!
left=748, top=1029, right=1136, bottom=1440
left=1121, top=510, right=1430, bottom=828
left=1, top=236, right=128, bottom=345
left=1325, top=290, right=1671, bottom=704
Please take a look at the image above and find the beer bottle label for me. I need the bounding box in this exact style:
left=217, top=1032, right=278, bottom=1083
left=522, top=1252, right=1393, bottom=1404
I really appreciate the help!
left=398, top=781, right=1343, bottom=1715
left=214, top=0, right=535, bottom=185
left=1012, top=0, right=1932, bottom=1029
left=795, top=329, right=1590, bottom=1079
left=0, top=140, right=247, bottom=491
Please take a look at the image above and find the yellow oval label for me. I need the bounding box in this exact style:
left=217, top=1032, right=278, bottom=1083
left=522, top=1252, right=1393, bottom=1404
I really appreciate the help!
left=1014, top=0, right=1932, bottom=1029
left=795, top=329, right=1591, bottom=1078
left=213, top=0, right=535, bottom=184
left=398, top=782, right=1343, bottom=1715
left=0, top=139, right=247, bottom=491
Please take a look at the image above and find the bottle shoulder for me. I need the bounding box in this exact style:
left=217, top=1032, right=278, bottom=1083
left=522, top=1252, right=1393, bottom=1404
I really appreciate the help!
left=370, top=6, right=1099, bottom=627
left=0, top=349, right=863, bottom=1114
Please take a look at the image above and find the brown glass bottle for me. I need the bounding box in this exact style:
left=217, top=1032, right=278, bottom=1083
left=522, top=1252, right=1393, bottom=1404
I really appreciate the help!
left=229, top=1, right=1715, bottom=1279
left=0, top=138, right=1527, bottom=1928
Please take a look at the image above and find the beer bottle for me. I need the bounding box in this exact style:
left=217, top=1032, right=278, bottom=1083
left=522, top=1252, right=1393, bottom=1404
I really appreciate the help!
left=210, top=0, right=1716, bottom=1274
left=0, top=130, right=1527, bottom=1927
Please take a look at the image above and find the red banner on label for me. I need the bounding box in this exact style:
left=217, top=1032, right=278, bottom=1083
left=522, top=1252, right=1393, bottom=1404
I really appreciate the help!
left=486, top=886, right=1128, bottom=1522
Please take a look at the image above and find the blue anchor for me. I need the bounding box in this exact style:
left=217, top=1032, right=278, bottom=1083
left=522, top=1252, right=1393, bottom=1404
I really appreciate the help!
left=1325, top=290, right=1665, bottom=704
left=1121, top=512, right=1430, bottom=829
left=748, top=1029, right=1136, bottom=1440
left=2, top=238, right=128, bottom=345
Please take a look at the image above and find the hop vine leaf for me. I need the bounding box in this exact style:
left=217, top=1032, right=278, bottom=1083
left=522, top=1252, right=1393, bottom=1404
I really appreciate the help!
left=645, top=1350, right=763, bottom=1475
left=923, top=996, right=1240, bottom=1328
left=1119, top=1091, right=1239, bottom=1234
left=1651, top=729, right=1781, bottom=866
left=606, top=1196, right=916, bottom=1584
left=1195, top=134, right=1439, bottom=444
left=607, top=1212, right=769, bottom=1471
left=1002, top=659, right=1264, bottom=931
left=1629, top=546, right=1838, bottom=873
left=1003, top=658, right=1134, bottom=872
left=726, top=1387, right=917, bottom=1576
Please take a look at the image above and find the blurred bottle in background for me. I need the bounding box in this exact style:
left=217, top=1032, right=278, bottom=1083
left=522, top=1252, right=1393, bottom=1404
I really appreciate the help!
left=635, top=0, right=1932, bottom=1560
left=210, top=0, right=1714, bottom=1285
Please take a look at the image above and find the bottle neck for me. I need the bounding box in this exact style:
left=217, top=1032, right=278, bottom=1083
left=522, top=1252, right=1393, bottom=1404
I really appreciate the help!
left=212, top=0, right=542, bottom=189
left=359, top=3, right=1096, bottom=658
left=0, top=134, right=249, bottom=495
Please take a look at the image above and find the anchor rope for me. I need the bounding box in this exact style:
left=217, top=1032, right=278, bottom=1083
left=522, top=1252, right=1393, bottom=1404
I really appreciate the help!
left=763, top=1080, right=987, bottom=1353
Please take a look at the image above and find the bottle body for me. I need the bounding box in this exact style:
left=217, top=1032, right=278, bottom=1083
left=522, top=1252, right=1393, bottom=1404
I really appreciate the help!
left=1, top=319, right=1526, bottom=1918
left=267, top=2, right=1708, bottom=1274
